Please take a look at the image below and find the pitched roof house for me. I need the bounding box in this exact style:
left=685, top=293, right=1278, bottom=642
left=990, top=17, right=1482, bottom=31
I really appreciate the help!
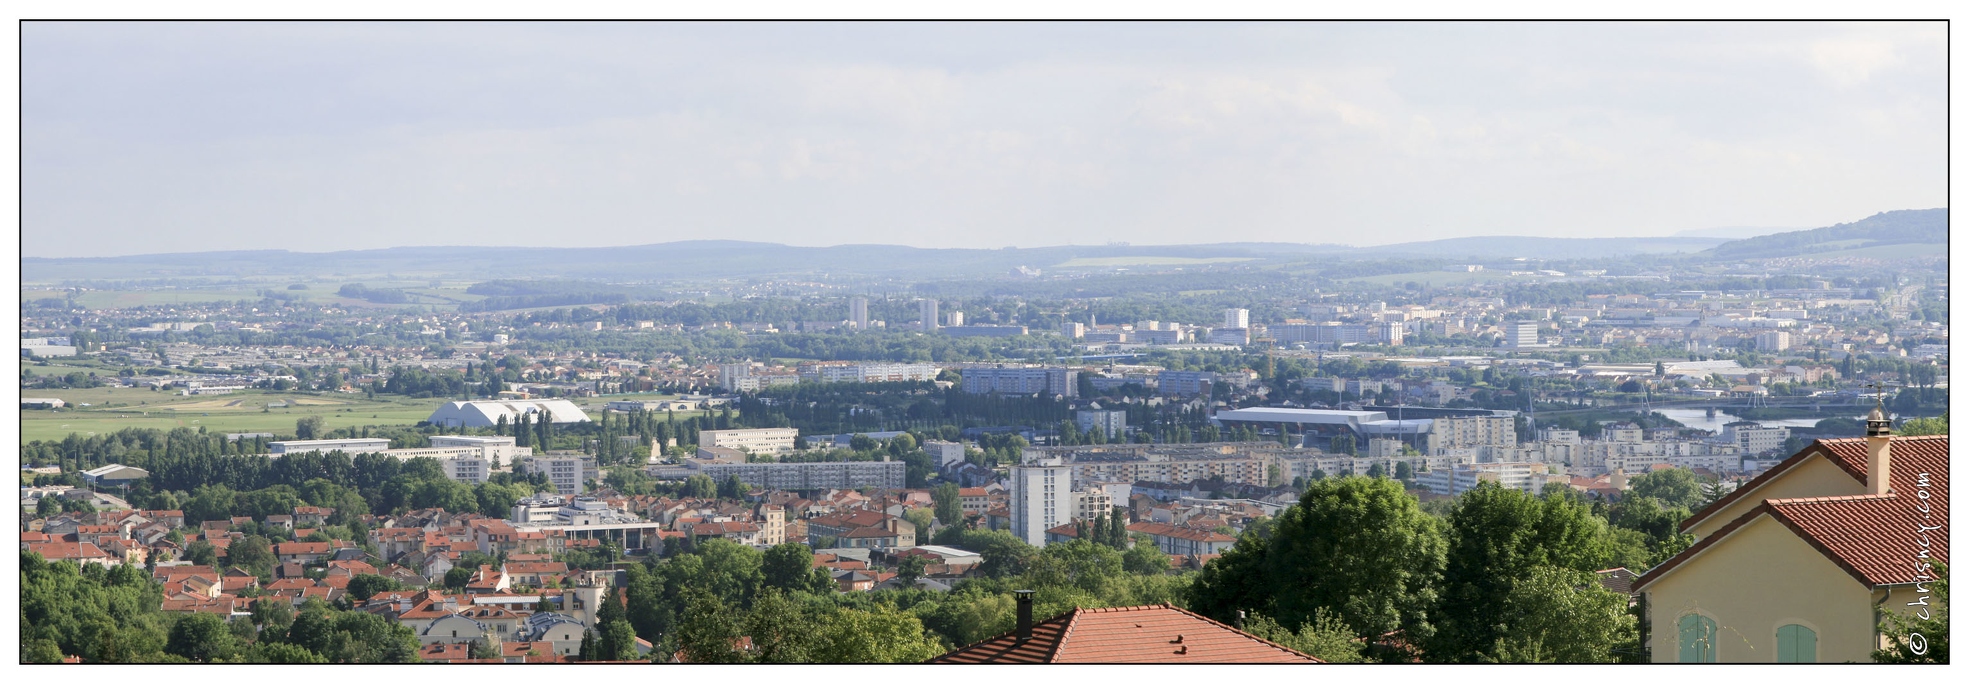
left=1633, top=421, right=1947, bottom=664
left=929, top=599, right=1318, bottom=663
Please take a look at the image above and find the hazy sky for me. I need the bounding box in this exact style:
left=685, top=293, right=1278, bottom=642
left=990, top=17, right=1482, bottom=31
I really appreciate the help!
left=22, top=21, right=1945, bottom=258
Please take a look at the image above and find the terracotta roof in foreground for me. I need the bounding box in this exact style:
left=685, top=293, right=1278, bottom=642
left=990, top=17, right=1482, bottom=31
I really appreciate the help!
left=1640, top=436, right=1948, bottom=590
left=928, top=604, right=1319, bottom=664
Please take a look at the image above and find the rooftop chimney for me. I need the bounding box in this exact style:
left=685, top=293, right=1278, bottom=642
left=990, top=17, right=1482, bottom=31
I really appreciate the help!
left=1014, top=589, right=1035, bottom=641
left=1865, top=401, right=1893, bottom=496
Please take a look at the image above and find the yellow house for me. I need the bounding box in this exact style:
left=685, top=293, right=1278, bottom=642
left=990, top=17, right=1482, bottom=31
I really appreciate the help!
left=1635, top=412, right=1947, bottom=663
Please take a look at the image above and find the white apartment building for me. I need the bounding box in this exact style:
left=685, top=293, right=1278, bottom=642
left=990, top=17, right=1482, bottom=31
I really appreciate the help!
left=429, top=435, right=532, bottom=465
left=1072, top=486, right=1114, bottom=523
left=920, top=299, right=940, bottom=332
left=961, top=366, right=1079, bottom=397
left=924, top=440, right=968, bottom=468
left=1429, top=415, right=1518, bottom=452
left=527, top=455, right=596, bottom=496
left=1507, top=321, right=1540, bottom=348
left=1074, top=409, right=1127, bottom=437
left=268, top=438, right=392, bottom=454
left=1415, top=461, right=1552, bottom=497
left=805, top=362, right=941, bottom=384
left=850, top=297, right=869, bottom=330
left=1223, top=308, right=1250, bottom=329
left=699, top=428, right=800, bottom=456
left=1721, top=422, right=1790, bottom=455
left=1009, top=458, right=1073, bottom=546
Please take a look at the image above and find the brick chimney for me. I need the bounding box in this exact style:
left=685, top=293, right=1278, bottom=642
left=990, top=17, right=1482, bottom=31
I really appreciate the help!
left=1865, top=404, right=1893, bottom=495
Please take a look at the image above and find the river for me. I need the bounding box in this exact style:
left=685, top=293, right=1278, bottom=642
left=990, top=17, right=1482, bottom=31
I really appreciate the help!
left=1653, top=408, right=1850, bottom=433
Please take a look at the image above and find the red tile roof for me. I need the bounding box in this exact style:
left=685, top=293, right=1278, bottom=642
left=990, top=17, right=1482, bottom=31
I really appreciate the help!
left=1681, top=436, right=1946, bottom=532
left=25, top=541, right=111, bottom=561
left=1640, top=436, right=1948, bottom=590
left=929, top=604, right=1319, bottom=664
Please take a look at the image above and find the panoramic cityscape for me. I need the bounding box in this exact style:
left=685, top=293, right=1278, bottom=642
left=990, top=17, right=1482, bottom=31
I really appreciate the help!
left=16, top=21, right=1949, bottom=667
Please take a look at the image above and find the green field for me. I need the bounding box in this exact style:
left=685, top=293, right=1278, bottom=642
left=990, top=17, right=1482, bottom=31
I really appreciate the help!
left=1056, top=256, right=1259, bottom=268
left=20, top=388, right=450, bottom=444
left=1347, top=269, right=1512, bottom=287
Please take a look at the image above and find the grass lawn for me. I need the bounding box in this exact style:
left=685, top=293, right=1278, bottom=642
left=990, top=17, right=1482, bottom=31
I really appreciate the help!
left=20, top=389, right=450, bottom=444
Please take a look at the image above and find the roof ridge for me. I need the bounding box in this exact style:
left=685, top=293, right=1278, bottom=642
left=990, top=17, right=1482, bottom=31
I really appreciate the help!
left=1159, top=603, right=1321, bottom=661
left=1048, top=607, right=1080, bottom=663
left=1766, top=493, right=1897, bottom=505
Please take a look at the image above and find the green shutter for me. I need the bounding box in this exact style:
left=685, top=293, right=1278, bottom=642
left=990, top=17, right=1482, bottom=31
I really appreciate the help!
left=1776, top=624, right=1816, bottom=663
left=1679, top=614, right=1717, bottom=663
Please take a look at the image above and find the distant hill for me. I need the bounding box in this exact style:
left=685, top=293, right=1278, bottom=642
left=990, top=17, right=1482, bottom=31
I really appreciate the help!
left=1671, top=225, right=1806, bottom=239
left=1703, top=209, right=1947, bottom=260
left=1353, top=235, right=1728, bottom=259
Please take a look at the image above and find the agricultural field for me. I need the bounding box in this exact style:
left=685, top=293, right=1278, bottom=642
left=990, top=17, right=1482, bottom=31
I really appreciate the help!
left=19, top=389, right=450, bottom=444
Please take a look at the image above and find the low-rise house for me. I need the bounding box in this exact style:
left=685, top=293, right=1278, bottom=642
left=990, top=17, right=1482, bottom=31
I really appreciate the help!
left=1126, top=522, right=1237, bottom=557
left=503, top=562, right=570, bottom=588
left=928, top=601, right=1318, bottom=663
left=273, top=541, right=335, bottom=564
left=294, top=506, right=334, bottom=527
left=523, top=612, right=587, bottom=656
left=1634, top=429, right=1949, bottom=663
left=25, top=541, right=116, bottom=568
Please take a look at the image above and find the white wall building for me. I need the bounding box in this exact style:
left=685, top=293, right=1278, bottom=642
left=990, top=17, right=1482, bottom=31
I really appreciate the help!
left=925, top=440, right=968, bottom=468
left=426, top=399, right=592, bottom=429
left=269, top=438, right=393, bottom=454
left=699, top=428, right=799, bottom=456
left=1009, top=458, right=1073, bottom=546
left=1223, top=308, right=1250, bottom=329
left=920, top=299, right=940, bottom=332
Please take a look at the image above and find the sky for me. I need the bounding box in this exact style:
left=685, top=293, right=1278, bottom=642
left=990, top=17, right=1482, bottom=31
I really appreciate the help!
left=21, top=21, right=1946, bottom=258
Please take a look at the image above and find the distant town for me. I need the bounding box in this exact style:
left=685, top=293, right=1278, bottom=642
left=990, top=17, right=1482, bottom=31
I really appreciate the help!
left=20, top=210, right=1950, bottom=664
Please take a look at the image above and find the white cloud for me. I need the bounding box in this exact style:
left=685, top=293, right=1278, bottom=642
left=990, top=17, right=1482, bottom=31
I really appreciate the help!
left=19, top=21, right=1946, bottom=257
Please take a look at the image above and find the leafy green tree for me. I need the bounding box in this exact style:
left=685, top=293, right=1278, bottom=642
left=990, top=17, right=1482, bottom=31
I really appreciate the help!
left=671, top=589, right=746, bottom=663
left=600, top=619, right=640, bottom=661
left=36, top=495, right=59, bottom=518
left=932, top=483, right=963, bottom=525
left=1243, top=610, right=1367, bottom=663
left=809, top=604, right=946, bottom=663
left=896, top=554, right=930, bottom=586
left=1121, top=540, right=1169, bottom=575
left=295, top=416, right=326, bottom=440
left=246, top=641, right=329, bottom=664
left=345, top=574, right=401, bottom=602
left=903, top=507, right=936, bottom=534
left=166, top=613, right=238, bottom=663
left=683, top=474, right=716, bottom=500
left=744, top=589, right=819, bottom=663
left=1482, top=566, right=1633, bottom=663
left=228, top=535, right=276, bottom=576
left=1898, top=412, right=1948, bottom=437
left=1626, top=468, right=1704, bottom=511
left=443, top=566, right=474, bottom=590
left=760, top=542, right=833, bottom=595
left=1875, top=560, right=1948, bottom=663
left=1428, top=483, right=1620, bottom=662
left=1189, top=476, right=1444, bottom=660
left=250, top=597, right=295, bottom=639
left=23, top=638, right=66, bottom=663
left=717, top=474, right=748, bottom=500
